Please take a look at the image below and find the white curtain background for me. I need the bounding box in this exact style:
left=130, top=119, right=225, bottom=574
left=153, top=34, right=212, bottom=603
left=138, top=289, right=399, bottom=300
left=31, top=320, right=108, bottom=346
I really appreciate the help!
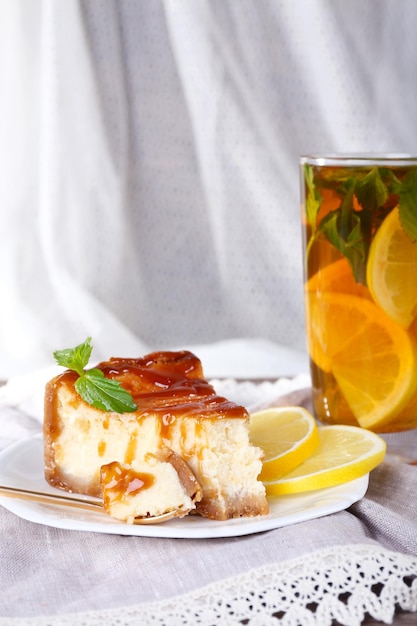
left=1, top=0, right=417, bottom=377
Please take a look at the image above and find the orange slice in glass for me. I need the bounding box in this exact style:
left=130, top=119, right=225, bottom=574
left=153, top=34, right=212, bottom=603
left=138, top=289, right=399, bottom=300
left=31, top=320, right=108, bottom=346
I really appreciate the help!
left=307, top=292, right=417, bottom=429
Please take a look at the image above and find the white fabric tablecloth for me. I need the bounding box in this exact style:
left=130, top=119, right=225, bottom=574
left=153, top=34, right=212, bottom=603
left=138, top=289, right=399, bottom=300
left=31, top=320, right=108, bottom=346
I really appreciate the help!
left=0, top=340, right=416, bottom=626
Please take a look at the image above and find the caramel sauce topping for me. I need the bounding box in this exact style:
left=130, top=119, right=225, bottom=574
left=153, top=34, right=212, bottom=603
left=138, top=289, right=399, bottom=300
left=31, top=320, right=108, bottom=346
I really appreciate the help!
left=50, top=351, right=248, bottom=422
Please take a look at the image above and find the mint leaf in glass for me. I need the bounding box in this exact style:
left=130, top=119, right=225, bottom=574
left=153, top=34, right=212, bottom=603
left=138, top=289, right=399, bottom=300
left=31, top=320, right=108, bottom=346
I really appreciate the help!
left=355, top=167, right=388, bottom=211
left=53, top=337, right=137, bottom=413
left=304, top=163, right=322, bottom=228
left=303, top=164, right=323, bottom=260
left=321, top=208, right=366, bottom=284
left=399, top=168, right=417, bottom=243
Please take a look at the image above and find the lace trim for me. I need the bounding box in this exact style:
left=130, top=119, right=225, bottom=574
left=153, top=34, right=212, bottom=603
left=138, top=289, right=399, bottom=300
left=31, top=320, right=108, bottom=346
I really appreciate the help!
left=3, top=544, right=417, bottom=626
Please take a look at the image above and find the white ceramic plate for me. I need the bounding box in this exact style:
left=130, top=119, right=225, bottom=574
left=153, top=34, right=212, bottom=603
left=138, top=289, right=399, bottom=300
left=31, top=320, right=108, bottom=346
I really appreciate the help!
left=0, top=435, right=368, bottom=538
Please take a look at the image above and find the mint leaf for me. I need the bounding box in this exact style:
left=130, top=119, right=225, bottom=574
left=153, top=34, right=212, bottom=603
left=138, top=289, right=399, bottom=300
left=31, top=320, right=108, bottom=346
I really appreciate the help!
left=75, top=369, right=137, bottom=413
left=355, top=167, right=388, bottom=211
left=53, top=336, right=92, bottom=377
left=304, top=164, right=322, bottom=228
left=320, top=178, right=366, bottom=283
left=321, top=209, right=367, bottom=284
left=399, top=168, right=417, bottom=243
left=303, top=164, right=323, bottom=261
left=53, top=337, right=137, bottom=413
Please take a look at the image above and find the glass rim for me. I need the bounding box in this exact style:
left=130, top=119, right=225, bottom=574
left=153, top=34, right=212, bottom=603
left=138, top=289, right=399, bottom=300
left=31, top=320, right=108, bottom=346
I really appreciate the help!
left=300, top=153, right=417, bottom=166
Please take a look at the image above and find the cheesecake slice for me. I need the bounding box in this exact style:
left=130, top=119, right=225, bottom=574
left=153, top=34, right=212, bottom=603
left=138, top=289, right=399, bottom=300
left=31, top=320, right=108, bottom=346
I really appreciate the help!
left=44, top=350, right=269, bottom=521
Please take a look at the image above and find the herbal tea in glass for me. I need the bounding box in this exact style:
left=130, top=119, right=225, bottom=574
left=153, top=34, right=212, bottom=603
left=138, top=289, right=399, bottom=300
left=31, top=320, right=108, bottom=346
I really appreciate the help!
left=300, top=155, right=417, bottom=433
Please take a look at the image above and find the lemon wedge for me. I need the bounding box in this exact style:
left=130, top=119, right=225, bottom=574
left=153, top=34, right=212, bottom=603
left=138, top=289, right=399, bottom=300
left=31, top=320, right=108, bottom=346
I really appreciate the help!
left=264, top=425, right=386, bottom=495
left=367, top=206, right=417, bottom=328
left=306, top=292, right=417, bottom=429
left=249, top=407, right=319, bottom=481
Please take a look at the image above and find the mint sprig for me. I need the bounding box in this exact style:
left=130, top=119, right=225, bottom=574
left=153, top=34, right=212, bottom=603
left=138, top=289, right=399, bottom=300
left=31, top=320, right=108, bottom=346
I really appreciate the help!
left=53, top=337, right=137, bottom=413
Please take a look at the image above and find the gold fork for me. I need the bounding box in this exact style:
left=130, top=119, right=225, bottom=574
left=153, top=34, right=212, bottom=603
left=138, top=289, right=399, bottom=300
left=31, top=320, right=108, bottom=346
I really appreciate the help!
left=0, top=484, right=178, bottom=524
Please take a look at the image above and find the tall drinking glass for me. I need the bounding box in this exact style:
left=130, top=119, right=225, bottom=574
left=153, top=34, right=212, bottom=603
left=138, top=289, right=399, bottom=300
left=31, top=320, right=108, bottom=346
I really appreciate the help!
left=300, top=154, right=417, bottom=434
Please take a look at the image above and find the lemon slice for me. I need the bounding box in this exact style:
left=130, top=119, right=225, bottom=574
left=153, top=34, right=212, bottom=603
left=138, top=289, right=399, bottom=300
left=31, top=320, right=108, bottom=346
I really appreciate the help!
left=307, top=292, right=417, bottom=429
left=249, top=407, right=319, bottom=481
left=367, top=206, right=417, bottom=328
left=264, top=425, right=386, bottom=495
